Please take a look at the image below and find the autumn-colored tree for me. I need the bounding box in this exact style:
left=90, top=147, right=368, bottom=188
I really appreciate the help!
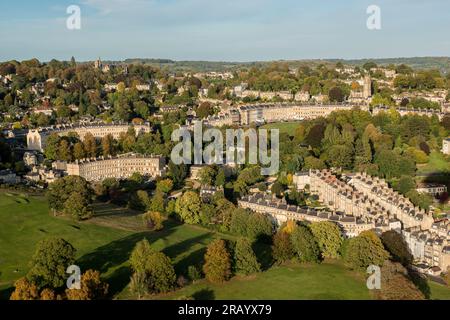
left=117, top=82, right=126, bottom=93
left=142, top=211, right=165, bottom=231
left=272, top=230, right=294, bottom=264
left=73, top=142, right=85, bottom=160
left=101, top=134, right=115, bottom=156
left=58, top=139, right=73, bottom=161
left=203, top=239, right=232, bottom=283
left=234, top=238, right=261, bottom=275
left=40, top=288, right=56, bottom=300
left=376, top=260, right=424, bottom=300
left=10, top=278, right=39, bottom=300
left=351, top=81, right=361, bottom=91
left=135, top=190, right=152, bottom=210
left=282, top=220, right=297, bottom=234
left=83, top=132, right=97, bottom=158
left=66, top=269, right=109, bottom=300
left=118, top=131, right=136, bottom=153
left=156, top=178, right=174, bottom=194
left=196, top=102, right=214, bottom=119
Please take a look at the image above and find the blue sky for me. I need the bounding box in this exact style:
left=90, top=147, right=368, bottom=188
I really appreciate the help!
left=0, top=0, right=449, bottom=62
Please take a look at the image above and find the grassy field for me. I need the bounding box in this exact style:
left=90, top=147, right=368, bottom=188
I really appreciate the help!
left=140, top=261, right=373, bottom=300
left=1, top=191, right=449, bottom=300
left=261, top=121, right=302, bottom=136
left=416, top=151, right=450, bottom=175
left=0, top=192, right=228, bottom=299
left=429, top=281, right=450, bottom=300
left=0, top=192, right=133, bottom=298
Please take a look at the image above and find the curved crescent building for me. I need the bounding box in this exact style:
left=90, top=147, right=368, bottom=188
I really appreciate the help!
left=27, top=123, right=152, bottom=151
left=65, top=153, right=165, bottom=182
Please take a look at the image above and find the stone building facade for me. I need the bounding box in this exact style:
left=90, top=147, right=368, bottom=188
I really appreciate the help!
left=403, top=221, right=449, bottom=273
left=65, top=153, right=165, bottom=182
left=295, top=170, right=434, bottom=230
left=443, top=138, right=450, bottom=155
left=371, top=105, right=447, bottom=121
left=238, top=193, right=374, bottom=238
left=235, top=103, right=356, bottom=125
left=292, top=169, right=448, bottom=272
left=348, top=172, right=434, bottom=230
left=27, top=123, right=152, bottom=151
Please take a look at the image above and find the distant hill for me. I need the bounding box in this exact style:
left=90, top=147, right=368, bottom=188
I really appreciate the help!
left=331, top=57, right=450, bottom=73
left=88, top=57, right=450, bottom=73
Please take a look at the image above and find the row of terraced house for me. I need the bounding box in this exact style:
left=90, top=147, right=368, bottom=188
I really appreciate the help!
left=239, top=169, right=448, bottom=273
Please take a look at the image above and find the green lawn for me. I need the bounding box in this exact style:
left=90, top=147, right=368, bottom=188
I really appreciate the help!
left=261, top=121, right=303, bottom=136
left=417, top=151, right=450, bottom=174
left=0, top=192, right=133, bottom=298
left=1, top=191, right=449, bottom=300
left=143, top=262, right=373, bottom=300
left=0, top=192, right=227, bottom=299
left=429, top=281, right=450, bottom=300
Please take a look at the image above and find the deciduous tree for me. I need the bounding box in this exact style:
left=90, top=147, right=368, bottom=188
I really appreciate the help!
left=27, top=237, right=76, bottom=289
left=344, top=231, right=389, bottom=270
left=10, top=278, right=40, bottom=300
left=234, top=238, right=261, bottom=275
left=142, top=211, right=164, bottom=231
left=175, top=191, right=201, bottom=224
left=381, top=230, right=413, bottom=266
left=145, top=252, right=177, bottom=293
left=376, top=260, right=424, bottom=300
left=203, top=239, right=231, bottom=283
left=290, top=225, right=321, bottom=263
left=310, top=221, right=343, bottom=259
left=66, top=269, right=109, bottom=300
left=272, top=230, right=294, bottom=264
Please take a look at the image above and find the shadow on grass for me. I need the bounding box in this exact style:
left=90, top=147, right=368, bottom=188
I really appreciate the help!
left=253, top=241, right=274, bottom=271
left=408, top=269, right=431, bottom=299
left=174, top=246, right=208, bottom=276
left=91, top=201, right=141, bottom=218
left=0, top=286, right=13, bottom=300
left=77, top=219, right=216, bottom=297
left=192, top=288, right=215, bottom=300
left=106, top=266, right=132, bottom=298
left=77, top=220, right=180, bottom=296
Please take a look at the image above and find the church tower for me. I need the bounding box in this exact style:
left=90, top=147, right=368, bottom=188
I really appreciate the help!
left=363, top=75, right=372, bottom=98
left=94, top=57, right=102, bottom=69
